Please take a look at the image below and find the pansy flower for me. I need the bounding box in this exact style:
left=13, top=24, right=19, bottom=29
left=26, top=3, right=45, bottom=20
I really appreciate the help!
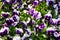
left=16, top=28, right=23, bottom=37
left=44, top=11, right=52, bottom=22
left=1, top=12, right=10, bottom=18
left=46, top=27, right=57, bottom=36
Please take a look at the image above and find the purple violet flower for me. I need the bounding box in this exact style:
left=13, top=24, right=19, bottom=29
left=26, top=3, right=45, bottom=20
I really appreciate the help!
left=46, top=0, right=54, bottom=6
left=1, top=12, right=10, bottom=18
left=29, top=8, right=35, bottom=16
left=46, top=27, right=57, bottom=36
left=33, top=0, right=39, bottom=7
left=39, top=23, right=46, bottom=30
left=0, top=27, right=9, bottom=36
left=12, top=15, right=19, bottom=22
left=44, top=11, right=52, bottom=22
left=5, top=18, right=14, bottom=26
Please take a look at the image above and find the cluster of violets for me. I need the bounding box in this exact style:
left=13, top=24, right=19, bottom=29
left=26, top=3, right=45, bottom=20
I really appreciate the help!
left=0, top=0, right=60, bottom=40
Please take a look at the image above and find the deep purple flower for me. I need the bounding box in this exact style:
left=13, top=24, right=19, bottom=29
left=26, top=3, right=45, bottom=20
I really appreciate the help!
left=29, top=9, right=35, bottom=16
left=44, top=11, right=52, bottom=22
left=46, top=27, right=57, bottom=36
left=3, top=27, right=9, bottom=34
left=48, top=1, right=54, bottom=6
left=12, top=9, right=20, bottom=16
left=1, top=12, right=10, bottom=18
left=0, top=32, right=4, bottom=36
left=12, top=15, right=19, bottom=22
left=5, top=18, right=14, bottom=26
left=0, top=27, right=9, bottom=36
left=33, top=0, right=39, bottom=7
left=3, top=29, right=8, bottom=35
left=46, top=0, right=54, bottom=6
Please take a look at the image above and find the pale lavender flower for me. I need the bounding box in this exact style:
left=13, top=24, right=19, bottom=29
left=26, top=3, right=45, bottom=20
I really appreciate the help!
left=53, top=32, right=59, bottom=37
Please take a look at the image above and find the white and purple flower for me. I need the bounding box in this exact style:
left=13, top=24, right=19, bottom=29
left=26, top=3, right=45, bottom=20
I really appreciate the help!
left=44, top=11, right=52, bottom=22
left=46, top=27, right=57, bottom=36
left=1, top=12, right=10, bottom=18
left=16, top=28, right=23, bottom=37
left=12, top=9, right=20, bottom=16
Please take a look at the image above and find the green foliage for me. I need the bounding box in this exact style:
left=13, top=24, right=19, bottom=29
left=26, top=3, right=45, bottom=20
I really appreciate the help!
left=9, top=27, right=16, bottom=36
left=35, top=1, right=48, bottom=16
